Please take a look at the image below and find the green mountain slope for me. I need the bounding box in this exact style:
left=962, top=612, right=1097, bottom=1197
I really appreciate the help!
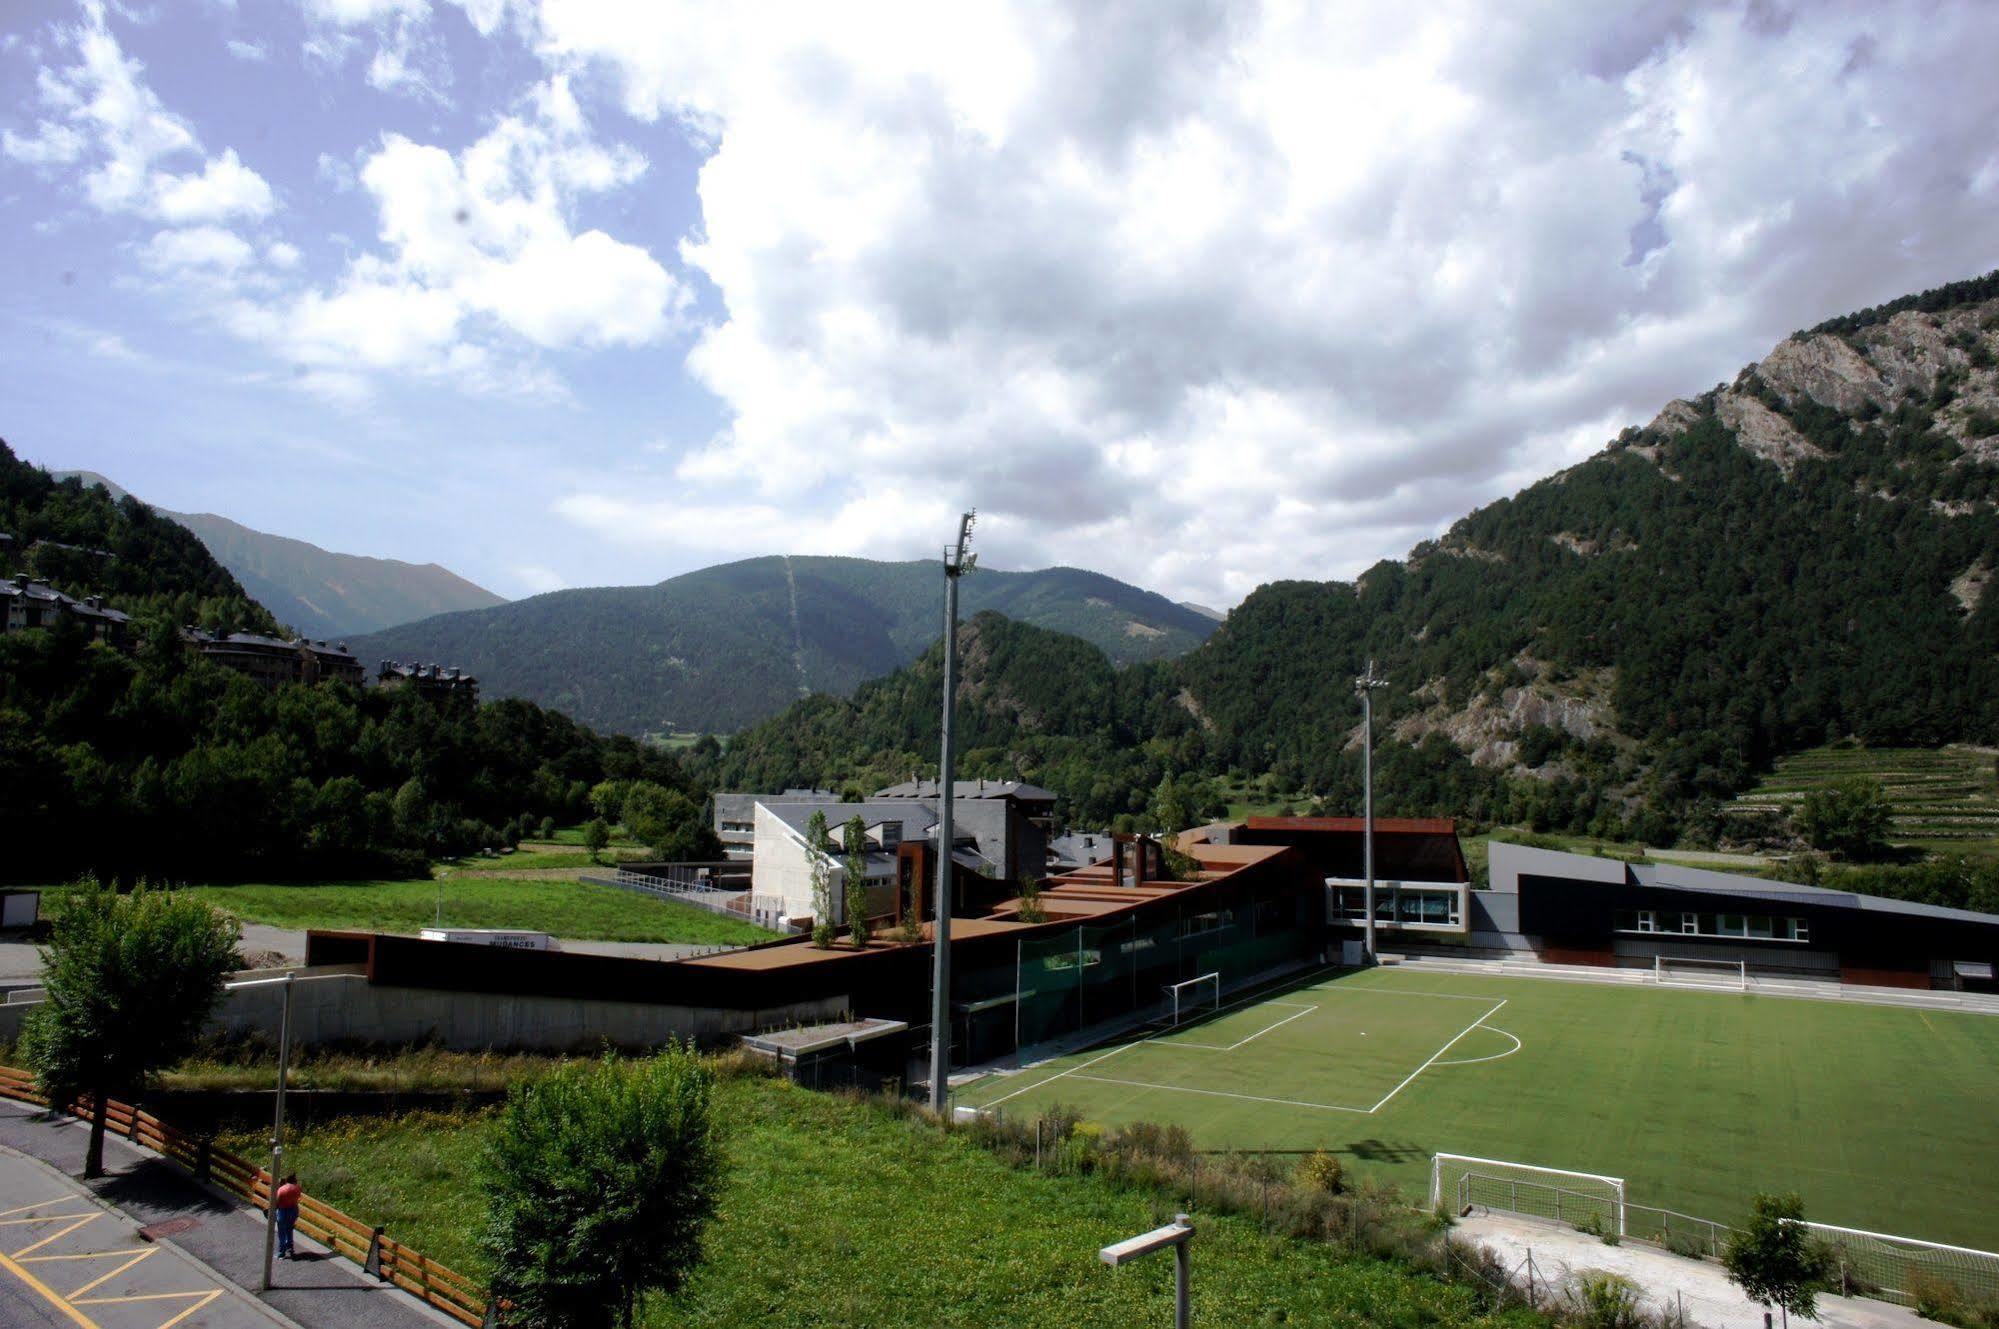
left=347, top=555, right=1216, bottom=735
left=713, top=270, right=1999, bottom=840
left=59, top=471, right=505, bottom=637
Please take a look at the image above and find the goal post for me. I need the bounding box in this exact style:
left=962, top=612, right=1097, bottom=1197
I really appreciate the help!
left=1655, top=955, right=1749, bottom=991
left=1430, top=1153, right=1627, bottom=1236
left=1165, top=972, right=1221, bottom=1027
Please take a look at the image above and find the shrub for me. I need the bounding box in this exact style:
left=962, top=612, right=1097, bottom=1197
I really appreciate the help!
left=1296, top=1150, right=1344, bottom=1195
left=1558, top=1271, right=1647, bottom=1329
left=480, top=1048, right=722, bottom=1329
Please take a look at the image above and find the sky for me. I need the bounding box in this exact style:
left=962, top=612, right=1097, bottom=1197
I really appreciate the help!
left=3, top=1, right=1997, bottom=608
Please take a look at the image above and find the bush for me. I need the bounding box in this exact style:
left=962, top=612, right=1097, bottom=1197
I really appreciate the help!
left=1558, top=1271, right=1647, bottom=1329
left=1297, top=1150, right=1344, bottom=1195
left=480, top=1048, right=722, bottom=1329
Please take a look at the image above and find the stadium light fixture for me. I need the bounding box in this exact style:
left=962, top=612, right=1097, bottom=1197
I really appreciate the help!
left=1355, top=659, right=1388, bottom=963
left=1100, top=1214, right=1194, bottom=1329
left=929, top=510, right=976, bottom=1112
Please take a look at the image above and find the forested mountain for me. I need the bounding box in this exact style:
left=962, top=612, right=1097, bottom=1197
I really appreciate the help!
left=59, top=471, right=506, bottom=637
left=2, top=443, right=697, bottom=884
left=348, top=555, right=1216, bottom=736
left=711, top=271, right=1999, bottom=843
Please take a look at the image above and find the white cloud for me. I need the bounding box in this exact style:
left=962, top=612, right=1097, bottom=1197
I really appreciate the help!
left=200, top=74, right=674, bottom=399
left=521, top=0, right=1999, bottom=605
left=143, top=224, right=256, bottom=272
left=5, top=0, right=276, bottom=224
left=225, top=38, right=267, bottom=61
left=150, top=147, right=274, bottom=222
left=266, top=240, right=301, bottom=268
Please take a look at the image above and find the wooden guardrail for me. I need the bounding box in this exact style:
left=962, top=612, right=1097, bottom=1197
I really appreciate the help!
left=0, top=1063, right=495, bottom=1326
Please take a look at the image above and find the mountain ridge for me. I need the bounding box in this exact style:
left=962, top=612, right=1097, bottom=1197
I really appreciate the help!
left=709, top=269, right=1999, bottom=840
left=348, top=554, right=1218, bottom=735
left=56, top=471, right=506, bottom=637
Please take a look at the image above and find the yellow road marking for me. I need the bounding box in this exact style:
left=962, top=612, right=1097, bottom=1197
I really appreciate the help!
left=75, top=1288, right=219, bottom=1305
left=0, top=1243, right=100, bottom=1328
left=0, top=1197, right=72, bottom=1218
left=26, top=1249, right=163, bottom=1262
left=10, top=1213, right=101, bottom=1258
left=66, top=1248, right=155, bottom=1299
left=155, top=1289, right=224, bottom=1329
left=0, top=1212, right=97, bottom=1227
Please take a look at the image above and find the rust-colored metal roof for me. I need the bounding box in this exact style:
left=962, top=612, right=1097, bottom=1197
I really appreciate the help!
left=1244, top=815, right=1459, bottom=834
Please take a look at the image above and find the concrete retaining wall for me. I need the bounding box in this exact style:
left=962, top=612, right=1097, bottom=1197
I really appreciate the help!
left=0, top=968, right=848, bottom=1053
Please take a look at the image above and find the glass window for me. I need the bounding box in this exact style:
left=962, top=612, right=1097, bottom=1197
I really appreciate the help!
left=1791, top=918, right=1810, bottom=943
left=1682, top=913, right=1699, bottom=933
left=1716, top=914, right=1745, bottom=936
left=1637, top=910, right=1657, bottom=933
left=1746, top=916, right=1774, bottom=939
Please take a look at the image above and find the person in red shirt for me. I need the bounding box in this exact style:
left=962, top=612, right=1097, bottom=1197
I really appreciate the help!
left=274, top=1174, right=302, bottom=1259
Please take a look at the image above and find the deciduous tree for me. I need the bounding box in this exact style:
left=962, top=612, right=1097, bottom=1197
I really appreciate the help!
left=21, top=882, right=240, bottom=1177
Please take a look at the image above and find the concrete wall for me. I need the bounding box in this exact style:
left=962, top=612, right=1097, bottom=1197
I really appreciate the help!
left=751, top=801, right=819, bottom=924
left=0, top=969, right=848, bottom=1052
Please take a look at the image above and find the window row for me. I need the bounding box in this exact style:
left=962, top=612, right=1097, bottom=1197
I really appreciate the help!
left=1331, top=886, right=1462, bottom=927
left=1615, top=909, right=1809, bottom=943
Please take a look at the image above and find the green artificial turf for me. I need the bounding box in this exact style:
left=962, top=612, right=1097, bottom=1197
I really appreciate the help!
left=222, top=1078, right=1538, bottom=1329
left=959, top=966, right=1999, bottom=1250
left=180, top=876, right=775, bottom=946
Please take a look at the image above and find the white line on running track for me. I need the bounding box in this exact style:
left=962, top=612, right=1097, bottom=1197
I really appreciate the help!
left=1166, top=1003, right=1319, bottom=1051
left=1431, top=1026, right=1523, bottom=1067
left=1366, top=998, right=1507, bottom=1112
left=1067, top=1073, right=1374, bottom=1114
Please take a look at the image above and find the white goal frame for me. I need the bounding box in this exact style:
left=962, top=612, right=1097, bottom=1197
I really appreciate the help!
left=1655, top=955, right=1749, bottom=991
left=1430, top=1153, right=1627, bottom=1236
left=1165, top=972, right=1221, bottom=1027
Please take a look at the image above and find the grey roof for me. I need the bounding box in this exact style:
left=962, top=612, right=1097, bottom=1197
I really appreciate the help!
left=3, top=579, right=128, bottom=622
left=1049, top=831, right=1113, bottom=867
left=763, top=799, right=941, bottom=841
left=872, top=779, right=1058, bottom=802
left=1494, top=842, right=1999, bottom=927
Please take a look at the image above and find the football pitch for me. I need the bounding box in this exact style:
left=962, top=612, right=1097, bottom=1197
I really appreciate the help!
left=954, top=966, right=1999, bottom=1250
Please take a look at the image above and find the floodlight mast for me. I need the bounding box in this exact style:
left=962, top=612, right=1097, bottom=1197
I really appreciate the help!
left=1355, top=659, right=1388, bottom=964
left=929, top=510, right=976, bottom=1113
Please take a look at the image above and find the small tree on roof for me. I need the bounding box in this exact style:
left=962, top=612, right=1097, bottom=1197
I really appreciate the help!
left=842, top=814, right=872, bottom=947
left=807, top=810, right=835, bottom=948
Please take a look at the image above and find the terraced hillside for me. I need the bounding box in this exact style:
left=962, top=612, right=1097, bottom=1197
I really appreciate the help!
left=1730, top=743, right=1999, bottom=854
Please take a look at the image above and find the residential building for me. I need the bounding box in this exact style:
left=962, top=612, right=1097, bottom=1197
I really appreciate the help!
left=376, top=659, right=479, bottom=704
left=713, top=789, right=837, bottom=859
left=185, top=630, right=365, bottom=688
left=1, top=576, right=131, bottom=648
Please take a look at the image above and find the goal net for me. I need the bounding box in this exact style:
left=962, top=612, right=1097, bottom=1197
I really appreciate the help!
left=1430, top=1153, right=1627, bottom=1236
left=1804, top=1221, right=1999, bottom=1306
left=1165, top=972, right=1221, bottom=1028
left=1655, top=955, right=1748, bottom=991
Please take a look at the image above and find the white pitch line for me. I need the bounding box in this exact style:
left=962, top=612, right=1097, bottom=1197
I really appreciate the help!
left=977, top=1037, right=1143, bottom=1110
left=1165, top=1003, right=1319, bottom=1051
left=1067, top=1073, right=1374, bottom=1115
left=1367, top=998, right=1507, bottom=1112
left=1431, top=1027, right=1523, bottom=1067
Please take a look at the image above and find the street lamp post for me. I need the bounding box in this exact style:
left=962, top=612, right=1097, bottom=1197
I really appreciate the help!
left=260, top=972, right=295, bottom=1291
left=1355, top=660, right=1387, bottom=964
left=1100, top=1214, right=1195, bottom=1329
left=928, top=511, right=976, bottom=1113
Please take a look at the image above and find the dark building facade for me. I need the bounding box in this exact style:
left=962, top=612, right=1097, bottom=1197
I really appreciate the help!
left=1474, top=843, right=1999, bottom=990
left=186, top=631, right=365, bottom=688
left=2, top=576, right=131, bottom=648
left=376, top=660, right=479, bottom=704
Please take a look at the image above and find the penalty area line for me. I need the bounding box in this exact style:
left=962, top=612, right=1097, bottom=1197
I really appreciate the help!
left=1066, top=1073, right=1375, bottom=1115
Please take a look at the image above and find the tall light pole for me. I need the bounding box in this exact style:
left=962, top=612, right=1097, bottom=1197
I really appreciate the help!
left=929, top=511, right=976, bottom=1113
left=260, top=972, right=295, bottom=1290
left=1355, top=660, right=1387, bottom=964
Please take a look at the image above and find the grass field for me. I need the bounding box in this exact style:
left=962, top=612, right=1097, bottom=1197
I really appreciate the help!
left=1731, top=743, right=1999, bottom=856
left=216, top=1076, right=1535, bottom=1329
left=957, top=966, right=1999, bottom=1250
left=179, top=876, right=775, bottom=946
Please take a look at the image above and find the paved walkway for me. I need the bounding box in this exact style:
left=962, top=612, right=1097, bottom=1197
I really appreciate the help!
left=0, top=1099, right=451, bottom=1329
left=1459, top=1213, right=1925, bottom=1329
left=0, top=1147, right=290, bottom=1329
